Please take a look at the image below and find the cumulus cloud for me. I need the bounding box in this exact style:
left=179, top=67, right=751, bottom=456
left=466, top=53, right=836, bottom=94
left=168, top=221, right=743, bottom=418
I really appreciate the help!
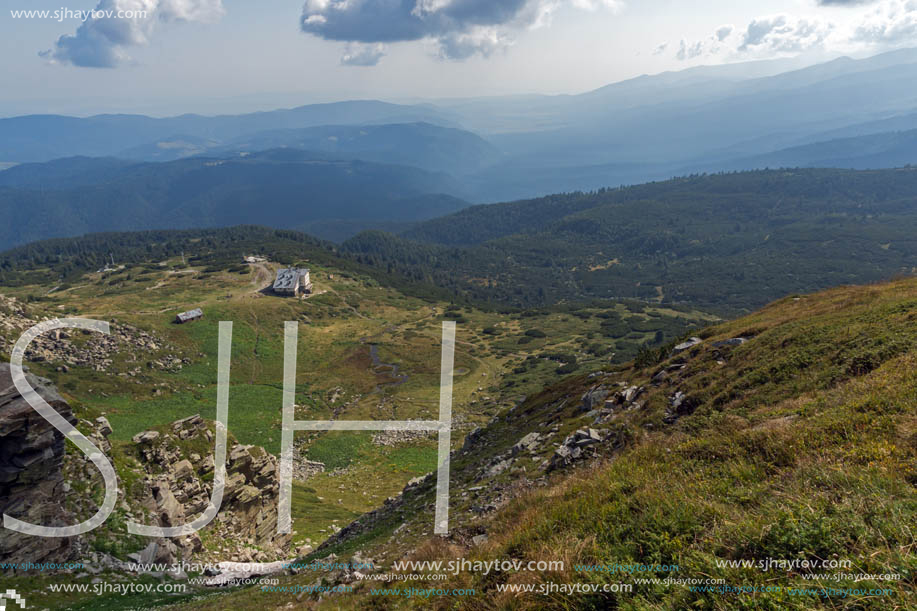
left=437, top=27, right=505, bottom=59
left=738, top=15, right=833, bottom=54
left=300, top=0, right=624, bottom=62
left=715, top=24, right=734, bottom=41
left=676, top=39, right=704, bottom=60
left=341, top=42, right=387, bottom=66
left=665, top=0, right=917, bottom=61
left=42, top=0, right=224, bottom=68
left=852, top=0, right=917, bottom=44
left=669, top=23, right=736, bottom=60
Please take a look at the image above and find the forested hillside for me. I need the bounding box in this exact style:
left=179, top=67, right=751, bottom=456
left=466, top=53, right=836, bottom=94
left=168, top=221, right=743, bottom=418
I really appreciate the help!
left=0, top=150, right=467, bottom=249
left=342, top=168, right=917, bottom=313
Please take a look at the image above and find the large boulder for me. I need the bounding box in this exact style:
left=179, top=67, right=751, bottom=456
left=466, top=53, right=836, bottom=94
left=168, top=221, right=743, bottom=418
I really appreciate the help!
left=0, top=363, right=77, bottom=569
left=671, top=337, right=703, bottom=355
left=131, top=416, right=292, bottom=564
left=578, top=387, right=610, bottom=413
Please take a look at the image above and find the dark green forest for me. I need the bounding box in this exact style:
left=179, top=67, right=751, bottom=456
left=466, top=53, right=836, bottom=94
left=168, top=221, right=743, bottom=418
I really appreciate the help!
left=343, top=167, right=917, bottom=313
left=5, top=168, right=917, bottom=316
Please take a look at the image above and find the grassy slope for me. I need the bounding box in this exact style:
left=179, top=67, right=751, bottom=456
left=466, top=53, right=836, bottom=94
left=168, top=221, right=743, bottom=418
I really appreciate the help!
left=0, top=251, right=714, bottom=609
left=458, top=280, right=917, bottom=609
left=210, top=277, right=917, bottom=610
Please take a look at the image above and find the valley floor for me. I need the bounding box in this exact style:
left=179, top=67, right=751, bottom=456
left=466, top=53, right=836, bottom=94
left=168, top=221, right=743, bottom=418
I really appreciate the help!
left=0, top=252, right=712, bottom=609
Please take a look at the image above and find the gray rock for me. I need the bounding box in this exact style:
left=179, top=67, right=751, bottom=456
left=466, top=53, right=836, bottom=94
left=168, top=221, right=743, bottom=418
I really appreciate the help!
left=511, top=432, right=542, bottom=455
left=579, top=387, right=610, bottom=413
left=653, top=363, right=686, bottom=384
left=95, top=416, right=113, bottom=437
left=572, top=428, right=603, bottom=447
left=172, top=414, right=203, bottom=431
left=665, top=391, right=698, bottom=423
left=672, top=337, right=702, bottom=354
left=0, top=363, right=76, bottom=568
left=623, top=385, right=643, bottom=403
left=404, top=474, right=431, bottom=491
left=152, top=482, right=185, bottom=527
left=670, top=391, right=687, bottom=409
left=547, top=445, right=582, bottom=471
left=172, top=459, right=194, bottom=481
left=132, top=430, right=160, bottom=444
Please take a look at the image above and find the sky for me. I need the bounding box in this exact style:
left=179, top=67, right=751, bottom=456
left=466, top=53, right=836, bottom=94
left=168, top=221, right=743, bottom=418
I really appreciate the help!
left=2, top=0, right=916, bottom=117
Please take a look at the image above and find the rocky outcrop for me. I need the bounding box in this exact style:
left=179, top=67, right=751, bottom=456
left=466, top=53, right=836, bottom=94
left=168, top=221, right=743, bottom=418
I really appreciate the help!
left=0, top=294, right=185, bottom=375
left=651, top=363, right=686, bottom=384
left=511, top=432, right=542, bottom=455
left=0, top=295, right=35, bottom=354
left=0, top=363, right=77, bottom=569
left=23, top=323, right=186, bottom=374
left=546, top=428, right=604, bottom=472
left=129, top=415, right=292, bottom=564
left=578, top=386, right=610, bottom=413
left=371, top=429, right=434, bottom=447
left=575, top=382, right=646, bottom=425
left=293, top=458, right=326, bottom=480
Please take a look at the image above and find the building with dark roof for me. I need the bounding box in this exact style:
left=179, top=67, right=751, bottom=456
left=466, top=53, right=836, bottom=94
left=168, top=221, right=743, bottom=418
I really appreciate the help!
left=272, top=268, right=312, bottom=297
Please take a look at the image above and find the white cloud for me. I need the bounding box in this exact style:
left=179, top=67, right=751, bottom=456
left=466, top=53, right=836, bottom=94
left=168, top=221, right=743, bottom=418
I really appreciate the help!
left=43, top=0, right=225, bottom=68
left=852, top=0, right=917, bottom=44
left=340, top=42, right=387, bottom=66
left=738, top=15, right=833, bottom=54
left=664, top=0, right=917, bottom=62
left=715, top=24, right=734, bottom=42
left=437, top=26, right=506, bottom=59
left=676, top=39, right=705, bottom=60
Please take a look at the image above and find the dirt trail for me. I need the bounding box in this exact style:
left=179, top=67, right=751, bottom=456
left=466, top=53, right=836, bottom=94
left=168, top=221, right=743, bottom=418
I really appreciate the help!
left=250, top=263, right=273, bottom=294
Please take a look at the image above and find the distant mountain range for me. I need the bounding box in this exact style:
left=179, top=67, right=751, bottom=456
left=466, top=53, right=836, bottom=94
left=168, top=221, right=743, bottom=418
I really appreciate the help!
left=0, top=150, right=466, bottom=249
left=455, top=47, right=917, bottom=199
left=119, top=122, right=502, bottom=174
left=0, top=100, right=457, bottom=163
left=694, top=128, right=917, bottom=173
left=6, top=48, right=917, bottom=243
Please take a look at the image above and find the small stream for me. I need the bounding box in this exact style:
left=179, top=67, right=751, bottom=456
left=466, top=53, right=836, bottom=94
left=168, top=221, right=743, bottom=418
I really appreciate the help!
left=361, top=337, right=409, bottom=391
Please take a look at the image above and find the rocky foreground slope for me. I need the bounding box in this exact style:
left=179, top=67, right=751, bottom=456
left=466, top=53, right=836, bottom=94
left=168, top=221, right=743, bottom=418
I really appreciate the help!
left=200, top=278, right=917, bottom=610
left=0, top=363, right=77, bottom=567
left=0, top=370, right=293, bottom=577
left=2, top=277, right=916, bottom=609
